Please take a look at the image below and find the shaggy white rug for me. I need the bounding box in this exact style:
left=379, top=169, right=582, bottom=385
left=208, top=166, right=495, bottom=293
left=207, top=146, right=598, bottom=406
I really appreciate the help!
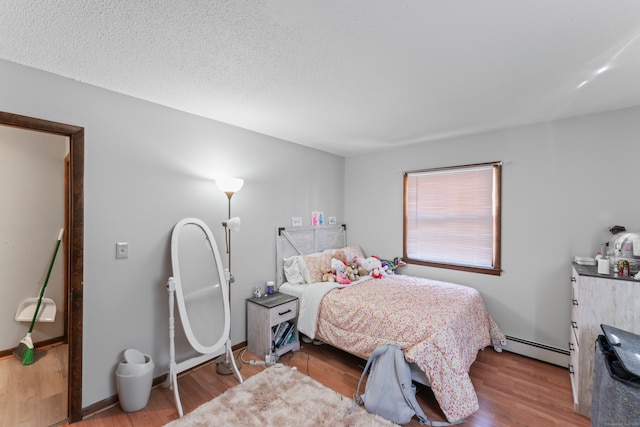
left=163, top=365, right=396, bottom=426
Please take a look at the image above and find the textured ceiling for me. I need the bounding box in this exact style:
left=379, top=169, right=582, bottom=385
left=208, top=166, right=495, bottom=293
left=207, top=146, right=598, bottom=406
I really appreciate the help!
left=2, top=1, right=640, bottom=156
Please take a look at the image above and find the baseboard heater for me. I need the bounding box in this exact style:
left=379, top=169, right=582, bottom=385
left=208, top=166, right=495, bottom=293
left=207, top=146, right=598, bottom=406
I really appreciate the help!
left=504, top=335, right=569, bottom=367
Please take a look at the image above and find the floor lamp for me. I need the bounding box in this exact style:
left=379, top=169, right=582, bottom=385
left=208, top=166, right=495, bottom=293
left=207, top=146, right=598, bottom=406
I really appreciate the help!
left=215, top=177, right=243, bottom=375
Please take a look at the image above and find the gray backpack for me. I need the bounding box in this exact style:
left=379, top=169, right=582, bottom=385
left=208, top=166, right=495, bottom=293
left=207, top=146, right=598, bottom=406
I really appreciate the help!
left=355, top=344, right=464, bottom=426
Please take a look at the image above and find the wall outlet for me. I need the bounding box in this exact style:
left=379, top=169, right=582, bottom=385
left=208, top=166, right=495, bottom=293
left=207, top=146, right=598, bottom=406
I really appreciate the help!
left=291, top=217, right=302, bottom=226
left=116, top=242, right=129, bottom=259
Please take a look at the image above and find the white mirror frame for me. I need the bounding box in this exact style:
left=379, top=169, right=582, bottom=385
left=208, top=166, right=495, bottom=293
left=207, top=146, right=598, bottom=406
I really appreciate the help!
left=165, top=218, right=242, bottom=417
left=170, top=217, right=230, bottom=354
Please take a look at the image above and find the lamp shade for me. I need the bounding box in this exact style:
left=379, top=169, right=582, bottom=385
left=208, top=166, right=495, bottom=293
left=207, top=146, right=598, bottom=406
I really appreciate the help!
left=216, top=178, right=244, bottom=194
left=226, top=217, right=241, bottom=232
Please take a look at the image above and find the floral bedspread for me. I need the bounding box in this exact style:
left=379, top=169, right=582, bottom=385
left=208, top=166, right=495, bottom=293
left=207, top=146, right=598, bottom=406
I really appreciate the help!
left=313, top=274, right=505, bottom=423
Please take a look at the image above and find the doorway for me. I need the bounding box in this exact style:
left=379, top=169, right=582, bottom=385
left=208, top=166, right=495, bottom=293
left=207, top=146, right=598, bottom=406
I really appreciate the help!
left=0, top=112, right=84, bottom=423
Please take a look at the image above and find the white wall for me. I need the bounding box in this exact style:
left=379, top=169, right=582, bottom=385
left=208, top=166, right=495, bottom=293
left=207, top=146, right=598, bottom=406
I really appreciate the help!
left=0, top=59, right=345, bottom=407
left=345, top=105, right=640, bottom=352
left=4, top=54, right=639, bottom=408
left=0, top=126, right=66, bottom=350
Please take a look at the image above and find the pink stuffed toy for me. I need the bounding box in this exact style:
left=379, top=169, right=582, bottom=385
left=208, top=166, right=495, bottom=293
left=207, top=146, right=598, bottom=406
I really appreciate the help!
left=335, top=272, right=351, bottom=284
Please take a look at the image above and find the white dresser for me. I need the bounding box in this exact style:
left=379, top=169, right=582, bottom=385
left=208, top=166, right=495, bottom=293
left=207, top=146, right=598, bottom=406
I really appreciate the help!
left=569, top=263, right=640, bottom=417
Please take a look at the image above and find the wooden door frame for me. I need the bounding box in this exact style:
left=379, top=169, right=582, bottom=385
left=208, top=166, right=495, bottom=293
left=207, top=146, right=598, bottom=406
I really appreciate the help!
left=0, top=112, right=84, bottom=423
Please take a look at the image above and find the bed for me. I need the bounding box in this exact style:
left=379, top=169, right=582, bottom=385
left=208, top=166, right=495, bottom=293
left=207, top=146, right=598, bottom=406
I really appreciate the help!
left=275, top=225, right=505, bottom=423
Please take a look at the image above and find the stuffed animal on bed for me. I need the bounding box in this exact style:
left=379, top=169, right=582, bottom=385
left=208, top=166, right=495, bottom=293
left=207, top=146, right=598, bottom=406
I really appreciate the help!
left=335, top=272, right=351, bottom=284
left=330, top=250, right=348, bottom=274
left=352, top=255, right=369, bottom=277
left=321, top=265, right=337, bottom=282
left=379, top=257, right=407, bottom=273
left=331, top=257, right=346, bottom=274
left=320, top=266, right=352, bottom=284
left=343, top=264, right=359, bottom=281
left=360, top=256, right=386, bottom=278
left=321, top=265, right=352, bottom=284
left=321, top=250, right=361, bottom=283
left=370, top=267, right=384, bottom=279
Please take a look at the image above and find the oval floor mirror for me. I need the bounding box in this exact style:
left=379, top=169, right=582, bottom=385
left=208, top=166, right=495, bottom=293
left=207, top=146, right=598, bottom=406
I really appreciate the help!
left=163, top=218, right=242, bottom=417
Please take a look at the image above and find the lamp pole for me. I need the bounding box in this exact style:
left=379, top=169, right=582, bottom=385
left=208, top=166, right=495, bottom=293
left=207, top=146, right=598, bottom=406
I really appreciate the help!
left=215, top=177, right=244, bottom=376
left=225, top=191, right=234, bottom=301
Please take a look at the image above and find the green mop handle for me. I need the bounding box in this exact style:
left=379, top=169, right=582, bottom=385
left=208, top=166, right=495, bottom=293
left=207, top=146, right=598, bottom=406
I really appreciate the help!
left=28, top=229, right=64, bottom=333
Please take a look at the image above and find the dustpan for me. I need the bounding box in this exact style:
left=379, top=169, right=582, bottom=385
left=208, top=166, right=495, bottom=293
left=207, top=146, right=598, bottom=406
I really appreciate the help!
left=15, top=297, right=57, bottom=322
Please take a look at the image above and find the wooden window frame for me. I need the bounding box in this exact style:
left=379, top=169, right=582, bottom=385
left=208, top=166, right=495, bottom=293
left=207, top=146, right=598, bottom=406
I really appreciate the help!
left=403, top=161, right=502, bottom=276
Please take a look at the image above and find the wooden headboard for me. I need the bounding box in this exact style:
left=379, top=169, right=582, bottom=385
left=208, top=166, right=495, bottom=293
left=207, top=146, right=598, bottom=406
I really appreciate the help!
left=275, top=225, right=346, bottom=287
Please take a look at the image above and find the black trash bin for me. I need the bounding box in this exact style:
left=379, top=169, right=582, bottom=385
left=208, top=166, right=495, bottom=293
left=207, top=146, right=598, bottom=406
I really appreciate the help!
left=591, top=325, right=640, bottom=426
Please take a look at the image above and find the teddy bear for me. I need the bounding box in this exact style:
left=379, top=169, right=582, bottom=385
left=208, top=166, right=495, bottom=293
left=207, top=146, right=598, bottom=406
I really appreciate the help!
left=321, top=250, right=359, bottom=284
left=322, top=250, right=370, bottom=283
left=343, top=264, right=359, bottom=281
left=321, top=265, right=337, bottom=282
left=352, top=255, right=368, bottom=277
left=330, top=250, right=348, bottom=274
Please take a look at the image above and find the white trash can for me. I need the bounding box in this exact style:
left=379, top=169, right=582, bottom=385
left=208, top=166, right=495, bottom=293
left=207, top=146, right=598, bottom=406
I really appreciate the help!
left=116, top=350, right=154, bottom=412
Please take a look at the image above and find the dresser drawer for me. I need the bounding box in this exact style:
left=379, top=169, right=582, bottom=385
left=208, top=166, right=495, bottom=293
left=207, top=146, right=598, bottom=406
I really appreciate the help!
left=569, top=324, right=580, bottom=406
left=270, top=300, right=297, bottom=326
left=571, top=277, right=579, bottom=325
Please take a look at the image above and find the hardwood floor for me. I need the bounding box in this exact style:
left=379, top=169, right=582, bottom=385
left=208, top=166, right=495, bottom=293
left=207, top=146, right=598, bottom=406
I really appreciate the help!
left=65, top=344, right=590, bottom=427
left=0, top=343, right=68, bottom=427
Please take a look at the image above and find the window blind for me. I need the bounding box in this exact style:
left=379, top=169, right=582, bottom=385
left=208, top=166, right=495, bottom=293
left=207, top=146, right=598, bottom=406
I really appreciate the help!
left=405, top=163, right=499, bottom=271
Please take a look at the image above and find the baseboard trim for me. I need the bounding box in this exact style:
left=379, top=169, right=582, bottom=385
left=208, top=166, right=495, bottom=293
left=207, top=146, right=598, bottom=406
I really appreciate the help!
left=0, top=336, right=64, bottom=359
left=504, top=335, right=569, bottom=367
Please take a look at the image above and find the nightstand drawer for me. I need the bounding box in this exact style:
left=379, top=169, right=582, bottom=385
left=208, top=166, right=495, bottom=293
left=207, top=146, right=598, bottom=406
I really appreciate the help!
left=270, top=300, right=297, bottom=326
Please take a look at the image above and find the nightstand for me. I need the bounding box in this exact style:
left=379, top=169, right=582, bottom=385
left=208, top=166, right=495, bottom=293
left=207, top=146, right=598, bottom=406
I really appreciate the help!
left=247, top=292, right=300, bottom=358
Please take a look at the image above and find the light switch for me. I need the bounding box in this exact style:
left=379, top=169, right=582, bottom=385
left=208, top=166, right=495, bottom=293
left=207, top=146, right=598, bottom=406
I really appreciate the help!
left=116, top=242, right=129, bottom=259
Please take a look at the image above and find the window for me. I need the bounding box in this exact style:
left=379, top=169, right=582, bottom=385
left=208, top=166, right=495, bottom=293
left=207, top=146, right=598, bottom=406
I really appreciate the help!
left=403, top=162, right=502, bottom=275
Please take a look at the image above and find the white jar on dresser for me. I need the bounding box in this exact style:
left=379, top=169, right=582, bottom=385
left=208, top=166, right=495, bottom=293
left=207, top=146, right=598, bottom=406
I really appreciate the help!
left=569, top=262, right=640, bottom=417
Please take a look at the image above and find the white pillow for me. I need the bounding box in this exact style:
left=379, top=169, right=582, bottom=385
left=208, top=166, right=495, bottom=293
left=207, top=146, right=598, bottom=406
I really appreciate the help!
left=283, top=256, right=306, bottom=285
left=284, top=251, right=335, bottom=284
